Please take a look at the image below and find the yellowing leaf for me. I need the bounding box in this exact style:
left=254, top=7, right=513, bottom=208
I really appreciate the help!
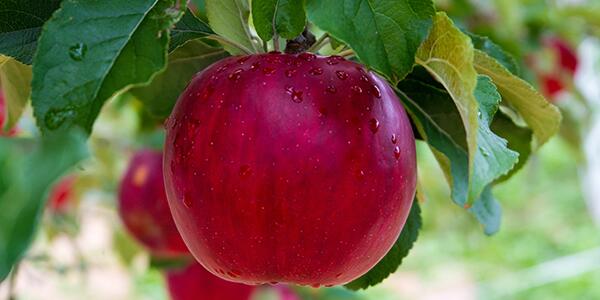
left=473, top=50, right=561, bottom=146
left=0, top=55, right=32, bottom=132
left=415, top=12, right=479, bottom=204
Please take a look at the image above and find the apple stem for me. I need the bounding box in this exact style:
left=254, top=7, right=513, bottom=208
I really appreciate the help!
left=307, top=33, right=329, bottom=53
left=339, top=49, right=355, bottom=58
left=274, top=33, right=281, bottom=52
left=206, top=35, right=253, bottom=55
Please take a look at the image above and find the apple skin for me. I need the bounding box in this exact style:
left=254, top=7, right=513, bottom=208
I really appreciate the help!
left=544, top=36, right=578, bottom=75
left=118, top=149, right=189, bottom=257
left=0, top=90, right=17, bottom=136
left=164, top=52, right=417, bottom=286
left=165, top=263, right=255, bottom=300
left=47, top=175, right=77, bottom=213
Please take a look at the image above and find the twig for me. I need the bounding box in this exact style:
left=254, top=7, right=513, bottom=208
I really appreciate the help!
left=273, top=34, right=280, bottom=52
left=338, top=49, right=355, bottom=58
left=307, top=33, right=329, bottom=53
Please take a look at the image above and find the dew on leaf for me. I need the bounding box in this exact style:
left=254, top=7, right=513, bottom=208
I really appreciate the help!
left=44, top=106, right=76, bottom=130
left=68, top=43, right=87, bottom=61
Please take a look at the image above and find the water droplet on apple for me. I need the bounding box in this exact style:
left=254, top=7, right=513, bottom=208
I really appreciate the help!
left=239, top=165, right=252, bottom=177
left=237, top=56, right=250, bottom=64
left=262, top=67, right=276, bottom=75
left=370, top=84, right=382, bottom=98
left=299, top=52, right=316, bottom=61
left=228, top=69, right=243, bottom=81
left=335, top=70, right=349, bottom=80
left=326, top=85, right=337, bottom=94
left=326, top=56, right=343, bottom=65
left=394, top=146, right=401, bottom=160
left=351, top=85, right=363, bottom=94
left=369, top=118, right=380, bottom=133
left=285, top=69, right=297, bottom=78
left=308, top=67, right=323, bottom=75
left=391, top=134, right=398, bottom=144
left=183, top=193, right=193, bottom=208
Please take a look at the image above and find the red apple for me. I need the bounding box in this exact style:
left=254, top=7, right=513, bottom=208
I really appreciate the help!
left=47, top=175, right=77, bottom=213
left=164, top=52, right=417, bottom=286
left=0, top=90, right=17, bottom=136
left=544, top=36, right=578, bottom=75
left=119, top=149, right=189, bottom=257
left=165, top=263, right=255, bottom=300
left=540, top=74, right=565, bottom=99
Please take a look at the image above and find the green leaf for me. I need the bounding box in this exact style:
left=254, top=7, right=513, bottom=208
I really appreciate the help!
left=0, top=56, right=32, bottom=132
left=130, top=40, right=227, bottom=118
left=169, top=9, right=214, bottom=52
left=345, top=201, right=421, bottom=290
left=190, top=0, right=207, bottom=19
left=414, top=12, right=479, bottom=204
left=398, top=75, right=518, bottom=231
left=467, top=33, right=520, bottom=76
left=468, top=185, right=501, bottom=235
left=0, top=130, right=88, bottom=281
left=31, top=0, right=182, bottom=135
left=491, top=112, right=533, bottom=182
left=470, top=76, right=519, bottom=202
left=252, top=0, right=307, bottom=41
left=306, top=0, right=435, bottom=83
left=0, top=0, right=62, bottom=64
left=149, top=255, right=194, bottom=271
left=205, top=0, right=257, bottom=54
left=473, top=50, right=561, bottom=147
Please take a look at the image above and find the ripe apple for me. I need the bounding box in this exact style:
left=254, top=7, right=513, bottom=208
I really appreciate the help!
left=118, top=149, right=189, bottom=257
left=0, top=90, right=17, bottom=136
left=47, top=175, right=77, bottom=213
left=529, top=36, right=580, bottom=100
left=544, top=36, right=578, bottom=75
left=165, top=263, right=255, bottom=300
left=164, top=52, right=417, bottom=286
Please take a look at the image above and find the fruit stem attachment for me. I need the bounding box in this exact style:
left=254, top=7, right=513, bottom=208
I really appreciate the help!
left=339, top=49, right=355, bottom=58
left=273, top=33, right=281, bottom=52
left=206, top=35, right=253, bottom=55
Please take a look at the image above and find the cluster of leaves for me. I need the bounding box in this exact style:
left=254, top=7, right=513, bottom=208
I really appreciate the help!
left=0, top=0, right=560, bottom=291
